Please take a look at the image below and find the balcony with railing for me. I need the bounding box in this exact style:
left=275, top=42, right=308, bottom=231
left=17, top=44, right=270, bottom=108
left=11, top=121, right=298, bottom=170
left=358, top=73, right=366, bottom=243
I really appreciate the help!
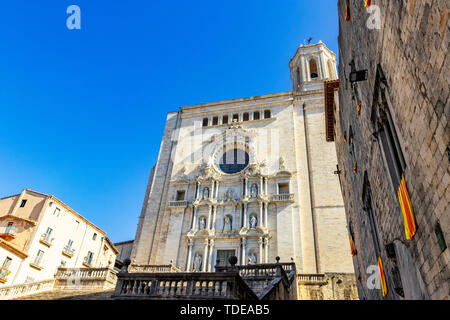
left=29, top=256, right=45, bottom=270
left=271, top=194, right=295, bottom=202
left=0, top=267, right=11, bottom=284
left=39, top=234, right=54, bottom=247
left=0, top=227, right=18, bottom=241
left=168, top=200, right=189, bottom=208
left=83, top=256, right=93, bottom=268
left=62, top=246, right=75, bottom=258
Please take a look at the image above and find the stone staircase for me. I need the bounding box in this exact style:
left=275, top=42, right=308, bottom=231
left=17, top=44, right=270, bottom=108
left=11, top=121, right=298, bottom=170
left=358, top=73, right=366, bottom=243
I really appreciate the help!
left=112, top=257, right=298, bottom=300
left=0, top=267, right=118, bottom=300
left=14, top=289, right=114, bottom=300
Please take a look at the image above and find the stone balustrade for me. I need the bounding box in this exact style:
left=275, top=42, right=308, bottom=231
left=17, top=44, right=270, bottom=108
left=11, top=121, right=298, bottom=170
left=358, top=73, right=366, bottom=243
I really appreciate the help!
left=113, top=272, right=258, bottom=300
left=297, top=274, right=327, bottom=285
left=54, top=267, right=118, bottom=290
left=0, top=279, right=55, bottom=300
left=128, top=264, right=181, bottom=273
left=168, top=201, right=189, bottom=208
left=112, top=257, right=297, bottom=300
left=271, top=194, right=294, bottom=202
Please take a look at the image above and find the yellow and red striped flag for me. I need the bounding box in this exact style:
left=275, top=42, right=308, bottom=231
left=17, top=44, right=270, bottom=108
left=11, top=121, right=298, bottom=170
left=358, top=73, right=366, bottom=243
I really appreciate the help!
left=364, top=0, right=371, bottom=8
left=356, top=101, right=361, bottom=116
left=349, top=235, right=357, bottom=256
left=345, top=5, right=351, bottom=21
left=398, top=176, right=416, bottom=240
left=378, top=256, right=388, bottom=297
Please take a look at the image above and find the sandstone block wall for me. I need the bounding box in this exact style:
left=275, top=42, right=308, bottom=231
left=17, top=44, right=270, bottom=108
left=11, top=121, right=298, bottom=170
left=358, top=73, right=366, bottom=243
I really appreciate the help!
left=336, top=0, right=449, bottom=299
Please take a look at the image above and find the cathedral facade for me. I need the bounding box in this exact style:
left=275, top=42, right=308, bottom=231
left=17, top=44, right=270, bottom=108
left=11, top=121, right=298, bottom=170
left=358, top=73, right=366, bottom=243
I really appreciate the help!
left=131, top=42, right=355, bottom=288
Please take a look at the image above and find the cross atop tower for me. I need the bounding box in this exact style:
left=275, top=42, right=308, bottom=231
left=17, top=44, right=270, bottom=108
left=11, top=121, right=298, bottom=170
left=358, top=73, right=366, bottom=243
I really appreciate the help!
left=289, top=41, right=338, bottom=92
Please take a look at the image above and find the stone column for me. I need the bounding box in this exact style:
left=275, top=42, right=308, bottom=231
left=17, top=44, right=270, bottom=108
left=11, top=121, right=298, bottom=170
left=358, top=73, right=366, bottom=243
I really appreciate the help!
left=318, top=52, right=325, bottom=79
left=301, top=56, right=308, bottom=83
left=264, top=202, right=268, bottom=228
left=186, top=239, right=193, bottom=271
left=202, top=239, right=209, bottom=272
left=242, top=203, right=247, bottom=228
left=305, top=57, right=311, bottom=81
left=260, top=177, right=263, bottom=196
left=264, top=177, right=268, bottom=195
left=215, top=181, right=220, bottom=198
left=211, top=181, right=215, bottom=199
left=258, top=237, right=263, bottom=264
left=264, top=238, right=269, bottom=263
left=244, top=178, right=248, bottom=197
left=207, top=239, right=214, bottom=272
left=207, top=205, right=212, bottom=230
left=259, top=202, right=263, bottom=228
left=241, top=238, right=247, bottom=265
left=192, top=206, right=198, bottom=230
left=211, top=205, right=217, bottom=230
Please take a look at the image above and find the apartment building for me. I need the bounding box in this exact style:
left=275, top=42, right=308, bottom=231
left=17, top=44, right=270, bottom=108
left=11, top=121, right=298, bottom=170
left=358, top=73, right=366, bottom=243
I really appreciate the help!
left=0, top=189, right=118, bottom=286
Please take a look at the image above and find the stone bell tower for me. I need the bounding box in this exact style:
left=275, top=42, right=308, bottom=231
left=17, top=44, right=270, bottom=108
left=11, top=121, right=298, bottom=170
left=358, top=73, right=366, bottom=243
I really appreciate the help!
left=289, top=40, right=338, bottom=92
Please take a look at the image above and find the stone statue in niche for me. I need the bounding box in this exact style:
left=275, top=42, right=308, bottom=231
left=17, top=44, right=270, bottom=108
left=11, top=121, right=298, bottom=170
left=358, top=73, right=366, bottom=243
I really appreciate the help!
left=248, top=252, right=257, bottom=264
left=279, top=157, right=286, bottom=170
left=249, top=215, right=258, bottom=229
left=223, top=216, right=232, bottom=232
left=193, top=253, right=202, bottom=271
left=199, top=217, right=207, bottom=230
left=250, top=183, right=258, bottom=197
left=225, top=188, right=234, bottom=201
left=202, top=187, right=210, bottom=200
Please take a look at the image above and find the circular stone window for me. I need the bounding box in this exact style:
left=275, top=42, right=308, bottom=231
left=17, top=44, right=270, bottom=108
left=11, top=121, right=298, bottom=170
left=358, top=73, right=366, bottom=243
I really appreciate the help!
left=218, top=148, right=249, bottom=174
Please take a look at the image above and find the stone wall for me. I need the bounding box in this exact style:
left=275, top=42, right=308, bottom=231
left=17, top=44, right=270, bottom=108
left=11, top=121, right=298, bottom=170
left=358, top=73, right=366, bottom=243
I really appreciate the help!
left=336, top=0, right=449, bottom=299
left=297, top=273, right=358, bottom=300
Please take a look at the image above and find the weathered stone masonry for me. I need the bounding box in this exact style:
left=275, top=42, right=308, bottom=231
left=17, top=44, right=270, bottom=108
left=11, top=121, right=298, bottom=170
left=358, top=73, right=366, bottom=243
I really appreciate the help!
left=335, top=0, right=449, bottom=299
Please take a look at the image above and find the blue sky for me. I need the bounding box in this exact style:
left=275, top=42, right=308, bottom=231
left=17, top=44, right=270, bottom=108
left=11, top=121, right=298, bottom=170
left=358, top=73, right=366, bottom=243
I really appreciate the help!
left=0, top=1, right=339, bottom=242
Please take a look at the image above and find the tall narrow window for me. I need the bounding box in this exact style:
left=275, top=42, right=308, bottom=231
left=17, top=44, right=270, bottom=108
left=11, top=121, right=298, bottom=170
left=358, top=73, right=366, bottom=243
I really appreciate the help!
left=34, top=250, right=44, bottom=267
left=377, top=106, right=406, bottom=190
left=2, top=257, right=12, bottom=269
left=309, top=59, right=318, bottom=79
left=212, top=116, right=218, bottom=125
left=373, top=65, right=416, bottom=240
left=243, top=112, right=249, bottom=121
left=85, top=251, right=94, bottom=265
left=20, top=200, right=27, bottom=207
left=362, top=172, right=382, bottom=258
left=53, top=208, right=60, bottom=216
left=232, top=113, right=239, bottom=122
left=222, top=115, right=229, bottom=124
left=253, top=111, right=260, bottom=120
left=44, top=227, right=53, bottom=241
left=5, top=222, right=13, bottom=234
left=264, top=109, right=271, bottom=119
left=202, top=117, right=209, bottom=127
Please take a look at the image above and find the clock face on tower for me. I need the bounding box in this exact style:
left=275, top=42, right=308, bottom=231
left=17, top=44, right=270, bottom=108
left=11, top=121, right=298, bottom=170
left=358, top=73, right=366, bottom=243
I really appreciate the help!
left=218, top=148, right=249, bottom=174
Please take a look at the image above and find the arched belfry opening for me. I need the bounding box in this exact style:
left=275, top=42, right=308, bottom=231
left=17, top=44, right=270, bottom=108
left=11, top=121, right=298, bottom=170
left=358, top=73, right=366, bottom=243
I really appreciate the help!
left=309, top=59, right=318, bottom=79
